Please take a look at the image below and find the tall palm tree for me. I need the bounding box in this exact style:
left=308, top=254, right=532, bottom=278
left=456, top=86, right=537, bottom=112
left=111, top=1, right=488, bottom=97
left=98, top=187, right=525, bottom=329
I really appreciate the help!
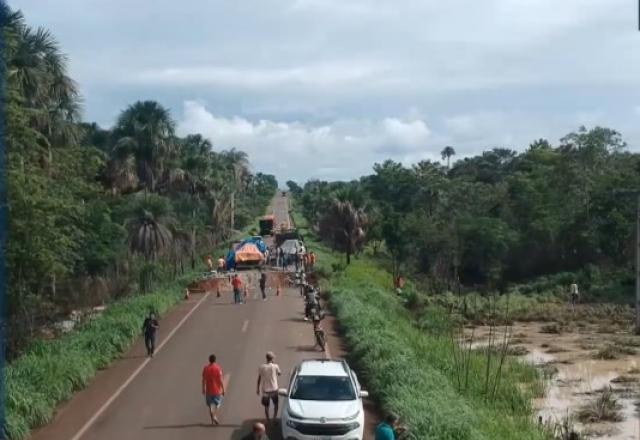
left=220, top=148, right=250, bottom=230
left=112, top=100, right=175, bottom=192
left=5, top=9, right=81, bottom=169
left=125, top=194, right=174, bottom=292
left=319, top=189, right=368, bottom=265
left=441, top=146, right=456, bottom=169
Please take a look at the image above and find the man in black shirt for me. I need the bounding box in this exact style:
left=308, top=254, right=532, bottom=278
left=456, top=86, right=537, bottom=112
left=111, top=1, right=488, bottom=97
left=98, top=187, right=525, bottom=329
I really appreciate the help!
left=259, top=271, right=267, bottom=300
left=142, top=311, right=159, bottom=358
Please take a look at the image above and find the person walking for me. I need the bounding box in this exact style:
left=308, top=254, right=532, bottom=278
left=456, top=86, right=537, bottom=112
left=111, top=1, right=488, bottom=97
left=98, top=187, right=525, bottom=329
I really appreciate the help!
left=217, top=255, right=226, bottom=272
left=232, top=274, right=244, bottom=304
left=205, top=255, right=214, bottom=272
left=309, top=251, right=316, bottom=270
left=259, top=271, right=268, bottom=300
left=570, top=282, right=580, bottom=312
left=242, top=422, right=269, bottom=440
left=141, top=311, right=159, bottom=358
left=202, top=354, right=225, bottom=425
left=257, top=351, right=282, bottom=421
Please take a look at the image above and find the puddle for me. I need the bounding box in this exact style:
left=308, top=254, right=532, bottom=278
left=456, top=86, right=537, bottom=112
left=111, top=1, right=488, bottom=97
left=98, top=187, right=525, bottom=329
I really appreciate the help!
left=465, top=323, right=640, bottom=439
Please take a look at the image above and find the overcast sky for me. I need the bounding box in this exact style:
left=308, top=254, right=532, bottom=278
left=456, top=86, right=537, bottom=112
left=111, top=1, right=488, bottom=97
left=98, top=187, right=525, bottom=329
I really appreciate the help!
left=10, top=0, right=640, bottom=183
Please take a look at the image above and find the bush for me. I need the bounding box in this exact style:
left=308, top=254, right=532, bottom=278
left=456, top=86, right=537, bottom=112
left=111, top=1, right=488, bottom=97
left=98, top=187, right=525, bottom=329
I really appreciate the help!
left=323, top=255, right=545, bottom=439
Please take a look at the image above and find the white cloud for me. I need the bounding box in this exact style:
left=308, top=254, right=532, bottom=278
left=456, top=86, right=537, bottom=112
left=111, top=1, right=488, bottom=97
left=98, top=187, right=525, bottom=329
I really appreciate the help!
left=11, top=0, right=640, bottom=181
left=177, top=101, right=435, bottom=181
left=131, top=62, right=387, bottom=89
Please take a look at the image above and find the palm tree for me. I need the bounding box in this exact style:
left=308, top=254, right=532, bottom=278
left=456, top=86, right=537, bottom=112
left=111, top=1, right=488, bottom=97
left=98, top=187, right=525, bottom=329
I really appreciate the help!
left=112, top=100, right=176, bottom=192
left=5, top=9, right=82, bottom=170
left=441, top=146, right=456, bottom=169
left=125, top=194, right=174, bottom=291
left=319, top=189, right=368, bottom=264
left=220, top=148, right=250, bottom=230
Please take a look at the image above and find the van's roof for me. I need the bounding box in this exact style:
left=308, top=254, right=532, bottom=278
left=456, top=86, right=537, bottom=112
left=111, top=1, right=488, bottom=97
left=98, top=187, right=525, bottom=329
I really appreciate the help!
left=298, top=359, right=348, bottom=377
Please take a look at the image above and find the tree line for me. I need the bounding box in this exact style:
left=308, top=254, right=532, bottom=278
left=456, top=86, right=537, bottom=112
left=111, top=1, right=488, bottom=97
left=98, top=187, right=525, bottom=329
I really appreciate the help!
left=3, top=7, right=277, bottom=357
left=292, top=127, right=640, bottom=298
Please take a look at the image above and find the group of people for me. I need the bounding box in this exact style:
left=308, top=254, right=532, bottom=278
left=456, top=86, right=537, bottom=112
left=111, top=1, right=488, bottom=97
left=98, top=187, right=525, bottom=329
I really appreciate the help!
left=271, top=245, right=316, bottom=272
left=229, top=271, right=269, bottom=304
left=201, top=351, right=281, bottom=439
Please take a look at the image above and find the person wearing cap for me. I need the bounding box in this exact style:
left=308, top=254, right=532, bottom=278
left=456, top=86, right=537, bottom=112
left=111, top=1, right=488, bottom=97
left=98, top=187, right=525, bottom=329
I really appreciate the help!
left=257, top=351, right=281, bottom=421
left=242, top=422, right=269, bottom=440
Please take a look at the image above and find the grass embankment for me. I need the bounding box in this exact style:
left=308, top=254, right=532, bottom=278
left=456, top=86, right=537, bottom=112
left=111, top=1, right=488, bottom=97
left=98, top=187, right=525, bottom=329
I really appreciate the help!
left=292, top=212, right=546, bottom=439
left=5, top=272, right=196, bottom=439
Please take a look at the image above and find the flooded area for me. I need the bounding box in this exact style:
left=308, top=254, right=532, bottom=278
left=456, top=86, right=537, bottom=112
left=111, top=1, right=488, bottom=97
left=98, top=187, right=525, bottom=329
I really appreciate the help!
left=466, top=322, right=640, bottom=439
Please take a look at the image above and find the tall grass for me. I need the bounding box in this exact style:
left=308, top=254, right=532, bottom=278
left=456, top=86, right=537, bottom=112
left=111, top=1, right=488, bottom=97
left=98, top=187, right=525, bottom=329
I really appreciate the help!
left=301, top=239, right=545, bottom=439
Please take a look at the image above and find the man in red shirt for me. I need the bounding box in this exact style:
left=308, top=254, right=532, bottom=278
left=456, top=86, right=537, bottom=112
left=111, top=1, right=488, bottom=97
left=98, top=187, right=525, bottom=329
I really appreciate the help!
left=232, top=274, right=243, bottom=304
left=202, top=354, right=225, bottom=425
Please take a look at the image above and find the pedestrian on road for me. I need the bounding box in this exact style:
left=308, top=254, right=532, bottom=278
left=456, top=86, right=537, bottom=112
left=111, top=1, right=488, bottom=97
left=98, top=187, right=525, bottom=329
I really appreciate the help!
left=375, top=413, right=407, bottom=440
left=242, top=422, right=269, bottom=440
left=570, top=282, right=580, bottom=312
left=232, top=274, right=243, bottom=304
left=257, top=351, right=282, bottom=421
left=259, top=271, right=267, bottom=300
left=206, top=255, right=214, bottom=272
left=217, top=255, right=226, bottom=272
left=202, top=354, right=225, bottom=425
left=141, top=311, right=159, bottom=358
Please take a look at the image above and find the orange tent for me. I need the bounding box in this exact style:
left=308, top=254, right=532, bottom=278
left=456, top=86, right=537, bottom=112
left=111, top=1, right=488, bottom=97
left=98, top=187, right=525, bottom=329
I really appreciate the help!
left=234, top=243, right=264, bottom=264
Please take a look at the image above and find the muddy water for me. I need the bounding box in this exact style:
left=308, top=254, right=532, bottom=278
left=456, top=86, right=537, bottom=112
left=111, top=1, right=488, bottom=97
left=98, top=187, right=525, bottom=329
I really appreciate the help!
left=467, top=322, right=640, bottom=439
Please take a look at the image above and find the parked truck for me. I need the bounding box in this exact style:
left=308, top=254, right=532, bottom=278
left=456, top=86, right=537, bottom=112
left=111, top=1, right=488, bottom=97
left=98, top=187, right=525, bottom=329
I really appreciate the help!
left=259, top=214, right=275, bottom=236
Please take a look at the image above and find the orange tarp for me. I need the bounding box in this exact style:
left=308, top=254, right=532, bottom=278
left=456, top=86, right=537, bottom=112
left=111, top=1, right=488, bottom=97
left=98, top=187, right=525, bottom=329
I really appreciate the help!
left=235, top=243, right=264, bottom=263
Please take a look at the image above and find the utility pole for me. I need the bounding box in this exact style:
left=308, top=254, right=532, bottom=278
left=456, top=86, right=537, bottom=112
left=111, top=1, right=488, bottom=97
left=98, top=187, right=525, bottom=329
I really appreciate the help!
left=230, top=191, right=235, bottom=231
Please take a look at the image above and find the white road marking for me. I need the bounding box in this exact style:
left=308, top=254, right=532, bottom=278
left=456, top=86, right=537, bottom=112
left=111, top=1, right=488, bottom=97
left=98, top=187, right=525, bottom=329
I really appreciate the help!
left=241, top=320, right=249, bottom=333
left=70, top=291, right=211, bottom=440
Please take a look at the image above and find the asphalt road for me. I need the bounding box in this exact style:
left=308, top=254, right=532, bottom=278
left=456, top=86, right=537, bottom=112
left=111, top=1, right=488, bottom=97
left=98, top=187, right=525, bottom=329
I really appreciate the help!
left=30, top=193, right=376, bottom=440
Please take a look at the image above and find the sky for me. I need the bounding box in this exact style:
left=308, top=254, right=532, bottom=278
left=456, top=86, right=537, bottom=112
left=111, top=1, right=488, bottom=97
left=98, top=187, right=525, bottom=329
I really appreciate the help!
left=10, top=0, right=640, bottom=183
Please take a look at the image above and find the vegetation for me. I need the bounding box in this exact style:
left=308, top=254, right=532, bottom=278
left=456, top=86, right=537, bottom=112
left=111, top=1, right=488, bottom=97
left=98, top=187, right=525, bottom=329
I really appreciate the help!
left=5, top=273, right=193, bottom=439
left=3, top=6, right=277, bottom=357
left=576, top=387, right=623, bottom=423
left=3, top=8, right=276, bottom=439
left=296, top=127, right=639, bottom=305
left=299, top=228, right=545, bottom=439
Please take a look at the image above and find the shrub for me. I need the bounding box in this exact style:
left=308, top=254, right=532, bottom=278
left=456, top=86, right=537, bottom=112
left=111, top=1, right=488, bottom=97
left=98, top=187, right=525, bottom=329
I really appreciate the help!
left=324, top=255, right=545, bottom=440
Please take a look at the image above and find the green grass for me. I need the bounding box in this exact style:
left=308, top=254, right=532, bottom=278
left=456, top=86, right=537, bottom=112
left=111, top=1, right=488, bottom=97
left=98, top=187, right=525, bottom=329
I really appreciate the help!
left=296, top=228, right=546, bottom=439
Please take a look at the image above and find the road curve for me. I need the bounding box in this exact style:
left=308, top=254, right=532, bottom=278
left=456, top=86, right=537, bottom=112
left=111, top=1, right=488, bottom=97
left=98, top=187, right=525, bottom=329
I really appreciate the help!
left=30, top=193, right=376, bottom=440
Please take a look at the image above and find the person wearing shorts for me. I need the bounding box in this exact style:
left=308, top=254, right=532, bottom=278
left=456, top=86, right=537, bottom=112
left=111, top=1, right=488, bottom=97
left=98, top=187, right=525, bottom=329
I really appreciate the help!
left=256, top=351, right=281, bottom=421
left=232, top=274, right=243, bottom=304
left=202, top=354, right=225, bottom=425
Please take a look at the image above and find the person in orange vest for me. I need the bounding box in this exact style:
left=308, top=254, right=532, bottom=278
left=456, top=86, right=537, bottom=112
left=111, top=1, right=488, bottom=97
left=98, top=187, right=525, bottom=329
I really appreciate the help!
left=309, top=251, right=316, bottom=270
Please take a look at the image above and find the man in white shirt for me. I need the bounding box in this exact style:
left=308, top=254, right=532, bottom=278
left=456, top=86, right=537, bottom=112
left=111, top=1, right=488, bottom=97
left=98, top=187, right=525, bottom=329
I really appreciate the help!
left=257, top=351, right=282, bottom=421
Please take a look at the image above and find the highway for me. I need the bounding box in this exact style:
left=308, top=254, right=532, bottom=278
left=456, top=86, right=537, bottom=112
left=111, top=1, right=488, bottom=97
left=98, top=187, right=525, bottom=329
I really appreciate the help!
left=30, top=193, right=376, bottom=440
